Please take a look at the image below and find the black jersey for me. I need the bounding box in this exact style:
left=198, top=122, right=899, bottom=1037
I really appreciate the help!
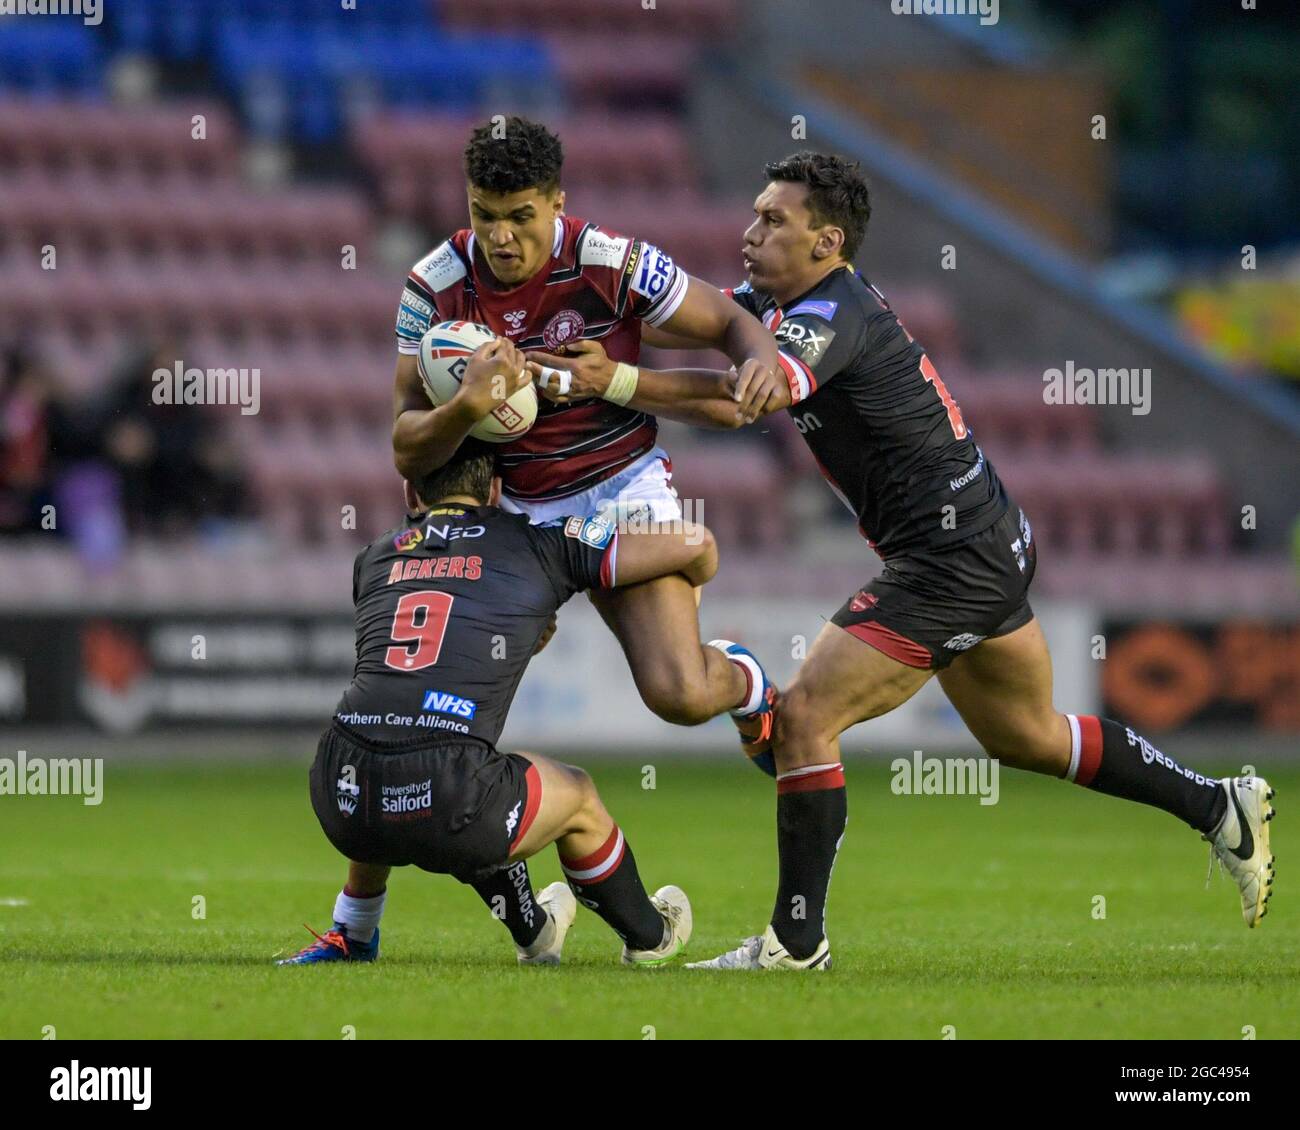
left=729, top=266, right=1009, bottom=557
left=335, top=505, right=617, bottom=745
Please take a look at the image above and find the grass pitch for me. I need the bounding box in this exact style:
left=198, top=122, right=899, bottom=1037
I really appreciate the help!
left=1, top=753, right=1295, bottom=1040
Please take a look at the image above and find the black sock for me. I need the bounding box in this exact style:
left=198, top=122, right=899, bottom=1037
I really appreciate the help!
left=1066, top=715, right=1225, bottom=832
left=561, top=825, right=664, bottom=951
left=470, top=860, right=545, bottom=948
left=770, top=763, right=847, bottom=960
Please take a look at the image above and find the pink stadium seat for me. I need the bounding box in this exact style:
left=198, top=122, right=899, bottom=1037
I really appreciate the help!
left=950, top=371, right=1099, bottom=454
left=877, top=285, right=962, bottom=362
left=439, top=0, right=738, bottom=37
left=0, top=170, right=373, bottom=264
left=353, top=111, right=699, bottom=228
left=996, top=454, right=1228, bottom=560
left=0, top=99, right=239, bottom=179
left=563, top=189, right=754, bottom=279
left=667, top=442, right=787, bottom=550
left=546, top=33, right=697, bottom=105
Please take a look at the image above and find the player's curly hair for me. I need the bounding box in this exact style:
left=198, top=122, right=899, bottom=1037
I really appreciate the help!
left=764, top=151, right=871, bottom=261
left=463, top=116, right=564, bottom=195
left=412, top=448, right=496, bottom=509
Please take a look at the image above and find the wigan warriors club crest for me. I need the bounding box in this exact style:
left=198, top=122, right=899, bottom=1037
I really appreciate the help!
left=543, top=309, right=585, bottom=349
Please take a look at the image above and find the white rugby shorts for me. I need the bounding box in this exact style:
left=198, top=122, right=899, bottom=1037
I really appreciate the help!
left=500, top=445, right=682, bottom=527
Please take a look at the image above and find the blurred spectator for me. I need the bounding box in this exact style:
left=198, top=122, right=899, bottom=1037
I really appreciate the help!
left=0, top=346, right=84, bottom=534
left=94, top=341, right=251, bottom=540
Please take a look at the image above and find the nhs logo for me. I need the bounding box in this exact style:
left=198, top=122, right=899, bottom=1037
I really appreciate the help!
left=421, top=689, right=477, bottom=719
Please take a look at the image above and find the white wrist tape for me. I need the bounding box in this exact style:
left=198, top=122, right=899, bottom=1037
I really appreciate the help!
left=603, top=362, right=639, bottom=407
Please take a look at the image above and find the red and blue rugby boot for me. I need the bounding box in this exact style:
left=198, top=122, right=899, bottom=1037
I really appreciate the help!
left=276, top=923, right=380, bottom=965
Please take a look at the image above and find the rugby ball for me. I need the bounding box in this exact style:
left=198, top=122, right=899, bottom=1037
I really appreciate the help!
left=417, top=320, right=537, bottom=443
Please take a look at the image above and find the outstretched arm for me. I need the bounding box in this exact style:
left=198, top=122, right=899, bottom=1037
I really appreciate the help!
left=528, top=276, right=789, bottom=428
left=645, top=275, right=788, bottom=423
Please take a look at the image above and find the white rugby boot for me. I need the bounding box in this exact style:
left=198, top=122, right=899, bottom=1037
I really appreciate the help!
left=685, top=923, right=831, bottom=970
left=1204, top=776, right=1276, bottom=928
left=621, top=885, right=693, bottom=967
left=516, top=882, right=578, bottom=965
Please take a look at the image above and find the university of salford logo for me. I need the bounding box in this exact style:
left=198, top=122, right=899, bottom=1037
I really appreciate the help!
left=543, top=309, right=584, bottom=349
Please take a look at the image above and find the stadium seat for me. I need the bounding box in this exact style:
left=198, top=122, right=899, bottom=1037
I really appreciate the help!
left=437, top=0, right=739, bottom=38
left=0, top=98, right=240, bottom=179
left=667, top=442, right=788, bottom=550
left=353, top=112, right=700, bottom=229
left=996, top=454, right=1228, bottom=560
left=950, top=371, right=1099, bottom=454
left=213, top=23, right=552, bottom=143
left=546, top=32, right=698, bottom=106
left=0, top=22, right=103, bottom=96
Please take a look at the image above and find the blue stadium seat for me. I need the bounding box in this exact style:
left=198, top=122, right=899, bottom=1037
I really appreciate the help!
left=0, top=22, right=103, bottom=95
left=212, top=21, right=551, bottom=142
left=105, top=0, right=440, bottom=61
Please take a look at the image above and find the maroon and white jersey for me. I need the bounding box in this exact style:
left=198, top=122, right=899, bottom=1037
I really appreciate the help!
left=396, top=215, right=689, bottom=503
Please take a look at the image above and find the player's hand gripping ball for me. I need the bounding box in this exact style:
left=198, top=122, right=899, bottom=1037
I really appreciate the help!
left=418, top=321, right=538, bottom=443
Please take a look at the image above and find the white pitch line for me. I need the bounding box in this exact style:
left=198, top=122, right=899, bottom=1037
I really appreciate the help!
left=0, top=897, right=30, bottom=907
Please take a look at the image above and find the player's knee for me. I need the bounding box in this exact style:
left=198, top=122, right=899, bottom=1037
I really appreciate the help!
left=638, top=671, right=714, bottom=726
left=562, top=764, right=608, bottom=829
left=975, top=714, right=1063, bottom=773
left=772, top=683, right=833, bottom=763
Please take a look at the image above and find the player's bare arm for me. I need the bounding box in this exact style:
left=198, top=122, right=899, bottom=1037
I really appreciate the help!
left=392, top=337, right=531, bottom=481
left=528, top=275, right=785, bottom=425
left=525, top=339, right=757, bottom=429
left=526, top=338, right=791, bottom=429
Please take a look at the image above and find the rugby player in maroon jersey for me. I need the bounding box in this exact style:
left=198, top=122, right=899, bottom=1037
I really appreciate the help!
left=392, top=117, right=780, bottom=742
left=536, top=152, right=1276, bottom=970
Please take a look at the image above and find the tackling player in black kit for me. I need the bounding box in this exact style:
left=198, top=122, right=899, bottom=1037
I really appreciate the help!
left=534, top=153, right=1276, bottom=972
left=277, top=451, right=718, bottom=968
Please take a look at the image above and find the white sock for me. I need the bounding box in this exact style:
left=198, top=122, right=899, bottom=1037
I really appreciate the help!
left=333, top=889, right=386, bottom=943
